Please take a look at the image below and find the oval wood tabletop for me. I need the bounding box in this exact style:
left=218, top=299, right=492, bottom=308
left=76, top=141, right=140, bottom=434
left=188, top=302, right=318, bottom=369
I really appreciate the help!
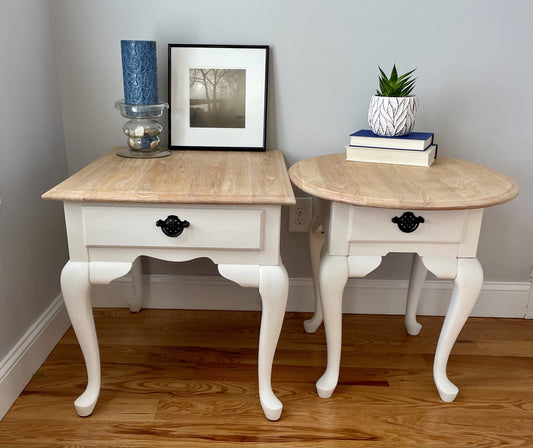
left=43, top=148, right=295, bottom=205
left=289, top=153, right=519, bottom=210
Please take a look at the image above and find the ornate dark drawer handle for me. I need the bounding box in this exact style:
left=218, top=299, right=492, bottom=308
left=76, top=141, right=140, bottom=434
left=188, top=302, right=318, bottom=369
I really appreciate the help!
left=156, top=215, right=190, bottom=237
left=392, top=211, right=425, bottom=233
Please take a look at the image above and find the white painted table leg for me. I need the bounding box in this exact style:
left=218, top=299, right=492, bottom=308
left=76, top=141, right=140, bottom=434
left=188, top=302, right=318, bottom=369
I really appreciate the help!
left=60, top=261, right=100, bottom=417
left=128, top=256, right=143, bottom=312
left=405, top=254, right=428, bottom=336
left=304, top=222, right=326, bottom=333
left=434, top=257, right=483, bottom=402
left=257, top=264, right=289, bottom=421
left=218, top=262, right=288, bottom=421
left=316, top=254, right=348, bottom=398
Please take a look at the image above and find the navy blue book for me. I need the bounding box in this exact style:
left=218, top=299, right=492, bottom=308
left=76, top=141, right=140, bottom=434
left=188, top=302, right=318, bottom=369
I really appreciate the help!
left=349, top=129, right=434, bottom=150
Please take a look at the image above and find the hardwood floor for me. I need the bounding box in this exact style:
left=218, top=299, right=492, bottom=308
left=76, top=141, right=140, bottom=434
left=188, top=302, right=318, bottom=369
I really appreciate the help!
left=0, top=309, right=531, bottom=447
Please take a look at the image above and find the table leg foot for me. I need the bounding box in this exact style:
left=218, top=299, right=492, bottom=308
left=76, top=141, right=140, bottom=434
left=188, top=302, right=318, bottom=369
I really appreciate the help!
left=303, top=317, right=322, bottom=334
left=316, top=373, right=336, bottom=398
left=74, top=391, right=99, bottom=417
left=60, top=261, right=101, bottom=417
left=433, top=257, right=483, bottom=402
left=435, top=378, right=459, bottom=402
left=406, top=320, right=423, bottom=337
left=260, top=396, right=283, bottom=421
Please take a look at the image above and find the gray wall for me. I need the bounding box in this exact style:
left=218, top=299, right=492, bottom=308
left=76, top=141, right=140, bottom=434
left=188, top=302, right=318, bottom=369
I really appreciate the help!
left=48, top=0, right=533, bottom=283
left=0, top=1, right=69, bottom=359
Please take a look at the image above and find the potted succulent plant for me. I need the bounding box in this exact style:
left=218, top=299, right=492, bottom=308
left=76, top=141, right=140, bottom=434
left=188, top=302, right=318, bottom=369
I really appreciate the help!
left=368, top=65, right=418, bottom=136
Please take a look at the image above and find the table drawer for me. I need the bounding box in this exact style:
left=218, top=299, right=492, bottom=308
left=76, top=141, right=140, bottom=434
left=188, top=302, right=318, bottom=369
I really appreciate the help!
left=83, top=205, right=264, bottom=250
left=348, top=207, right=468, bottom=244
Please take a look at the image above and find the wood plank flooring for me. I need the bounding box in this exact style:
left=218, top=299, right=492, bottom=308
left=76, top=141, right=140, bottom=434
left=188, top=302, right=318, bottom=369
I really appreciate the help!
left=0, top=310, right=531, bottom=447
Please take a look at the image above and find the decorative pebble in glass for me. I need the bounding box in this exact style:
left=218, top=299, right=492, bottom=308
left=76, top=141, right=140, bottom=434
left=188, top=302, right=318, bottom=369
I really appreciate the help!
left=115, top=100, right=170, bottom=158
left=121, top=40, right=158, bottom=105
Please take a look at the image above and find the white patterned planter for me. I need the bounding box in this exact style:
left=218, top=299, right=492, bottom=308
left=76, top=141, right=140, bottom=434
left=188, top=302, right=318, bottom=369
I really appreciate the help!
left=368, top=95, right=418, bottom=137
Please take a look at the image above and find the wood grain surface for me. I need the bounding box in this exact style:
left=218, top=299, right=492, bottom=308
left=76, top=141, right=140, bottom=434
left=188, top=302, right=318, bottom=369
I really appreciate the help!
left=42, top=148, right=295, bottom=205
left=0, top=310, right=531, bottom=447
left=289, top=154, right=519, bottom=210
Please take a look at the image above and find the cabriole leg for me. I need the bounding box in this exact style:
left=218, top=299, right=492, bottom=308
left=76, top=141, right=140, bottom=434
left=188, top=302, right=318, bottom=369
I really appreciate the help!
left=60, top=261, right=100, bottom=417
left=257, top=264, right=289, bottom=421
left=218, top=263, right=288, bottom=421
left=316, top=254, right=349, bottom=398
left=405, top=254, right=428, bottom=335
left=304, top=222, right=326, bottom=333
left=434, top=257, right=483, bottom=402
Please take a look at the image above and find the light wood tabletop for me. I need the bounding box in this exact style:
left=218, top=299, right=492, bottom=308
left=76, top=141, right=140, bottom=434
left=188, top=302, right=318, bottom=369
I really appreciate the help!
left=43, top=148, right=295, bottom=205
left=289, top=153, right=519, bottom=210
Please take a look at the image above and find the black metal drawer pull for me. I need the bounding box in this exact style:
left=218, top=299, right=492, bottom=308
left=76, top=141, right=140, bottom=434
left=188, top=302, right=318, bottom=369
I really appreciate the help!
left=156, top=215, right=190, bottom=237
left=392, top=212, right=424, bottom=233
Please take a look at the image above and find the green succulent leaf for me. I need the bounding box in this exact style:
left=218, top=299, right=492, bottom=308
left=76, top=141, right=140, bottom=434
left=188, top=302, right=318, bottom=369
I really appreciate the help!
left=376, top=65, right=417, bottom=97
left=390, top=65, right=398, bottom=83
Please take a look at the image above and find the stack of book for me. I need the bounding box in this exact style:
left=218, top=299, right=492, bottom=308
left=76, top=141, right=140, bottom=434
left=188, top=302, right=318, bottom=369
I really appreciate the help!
left=346, top=129, right=437, bottom=167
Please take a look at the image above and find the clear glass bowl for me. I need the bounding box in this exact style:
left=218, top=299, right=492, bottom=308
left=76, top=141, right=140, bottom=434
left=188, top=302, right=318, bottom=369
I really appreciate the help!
left=115, top=100, right=168, bottom=118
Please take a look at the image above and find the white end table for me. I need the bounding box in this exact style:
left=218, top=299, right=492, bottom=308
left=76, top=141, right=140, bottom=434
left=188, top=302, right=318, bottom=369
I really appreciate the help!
left=43, top=148, right=295, bottom=421
left=289, top=154, right=518, bottom=402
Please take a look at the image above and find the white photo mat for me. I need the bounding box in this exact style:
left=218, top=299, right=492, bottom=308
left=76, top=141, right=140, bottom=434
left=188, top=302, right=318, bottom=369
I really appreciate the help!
left=169, top=45, right=268, bottom=150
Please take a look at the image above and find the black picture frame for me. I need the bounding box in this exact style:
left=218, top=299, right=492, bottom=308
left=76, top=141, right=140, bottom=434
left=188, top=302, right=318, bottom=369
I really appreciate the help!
left=168, top=44, right=269, bottom=151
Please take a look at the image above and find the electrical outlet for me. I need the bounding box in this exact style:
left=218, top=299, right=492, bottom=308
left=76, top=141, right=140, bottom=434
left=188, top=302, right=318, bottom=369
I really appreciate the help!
left=288, top=197, right=312, bottom=232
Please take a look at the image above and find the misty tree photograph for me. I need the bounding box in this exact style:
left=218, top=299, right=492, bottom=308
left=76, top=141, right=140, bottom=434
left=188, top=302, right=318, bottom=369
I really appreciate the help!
left=189, top=68, right=246, bottom=128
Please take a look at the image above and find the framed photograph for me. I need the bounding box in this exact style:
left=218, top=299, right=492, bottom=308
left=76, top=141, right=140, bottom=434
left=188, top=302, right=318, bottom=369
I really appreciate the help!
left=168, top=44, right=269, bottom=151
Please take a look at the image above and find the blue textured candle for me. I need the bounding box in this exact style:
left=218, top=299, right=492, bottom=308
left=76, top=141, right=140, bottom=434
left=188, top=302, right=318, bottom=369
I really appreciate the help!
left=121, top=40, right=158, bottom=105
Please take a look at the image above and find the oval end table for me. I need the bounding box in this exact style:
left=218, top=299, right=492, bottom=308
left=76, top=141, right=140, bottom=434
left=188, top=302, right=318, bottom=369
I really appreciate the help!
left=289, top=154, right=519, bottom=402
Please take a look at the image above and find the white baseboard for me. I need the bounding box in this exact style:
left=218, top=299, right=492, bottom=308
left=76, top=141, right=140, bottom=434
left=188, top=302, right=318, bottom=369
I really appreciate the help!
left=527, top=285, right=533, bottom=319
left=0, top=295, right=70, bottom=421
left=92, top=274, right=531, bottom=318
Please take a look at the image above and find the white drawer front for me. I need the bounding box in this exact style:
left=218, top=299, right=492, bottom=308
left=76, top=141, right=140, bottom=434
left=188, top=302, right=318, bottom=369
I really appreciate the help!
left=83, top=205, right=263, bottom=250
left=349, top=207, right=468, bottom=244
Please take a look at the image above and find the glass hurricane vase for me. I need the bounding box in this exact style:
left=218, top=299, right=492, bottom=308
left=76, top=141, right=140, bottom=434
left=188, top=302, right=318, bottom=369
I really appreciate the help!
left=115, top=100, right=170, bottom=158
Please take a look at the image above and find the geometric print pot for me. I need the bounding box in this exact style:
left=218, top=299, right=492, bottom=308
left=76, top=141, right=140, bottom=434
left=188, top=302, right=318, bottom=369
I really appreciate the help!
left=368, top=95, right=418, bottom=136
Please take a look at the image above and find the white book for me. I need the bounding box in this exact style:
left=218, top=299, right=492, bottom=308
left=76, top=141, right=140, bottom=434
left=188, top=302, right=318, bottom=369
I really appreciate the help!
left=346, top=144, right=438, bottom=167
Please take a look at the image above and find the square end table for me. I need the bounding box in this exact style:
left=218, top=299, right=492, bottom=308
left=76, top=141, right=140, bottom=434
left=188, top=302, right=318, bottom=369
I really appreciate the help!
left=43, top=148, right=295, bottom=420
